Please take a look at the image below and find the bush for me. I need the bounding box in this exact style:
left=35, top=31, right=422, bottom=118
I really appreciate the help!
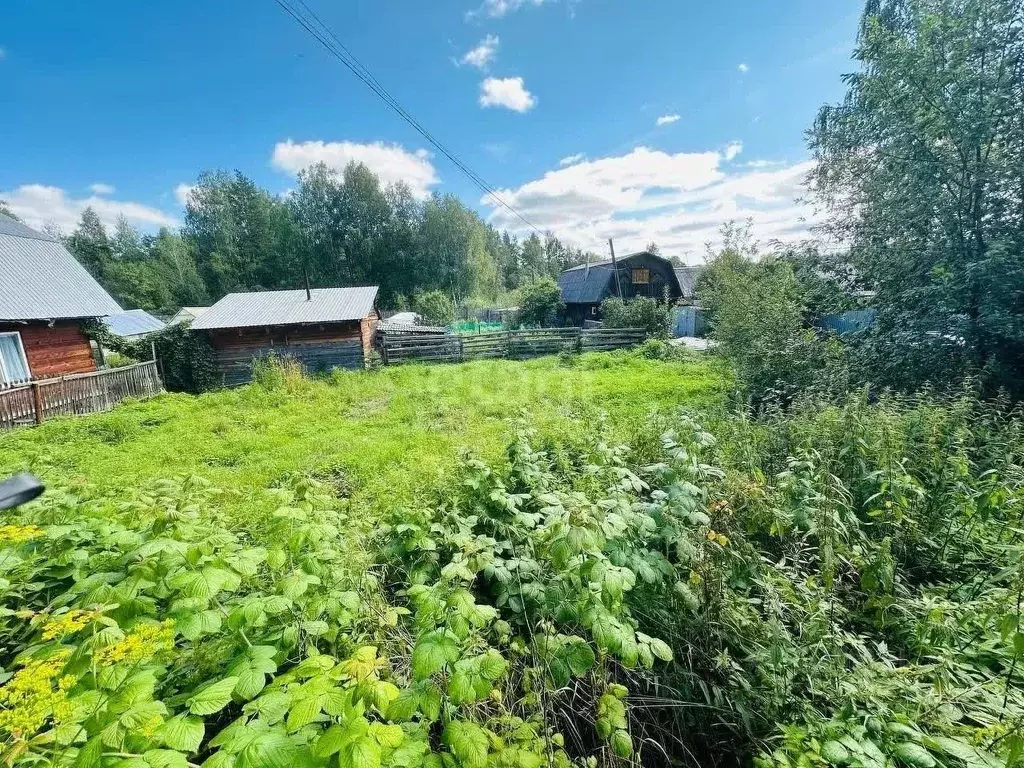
left=699, top=248, right=845, bottom=406
left=600, top=296, right=671, bottom=338
left=99, top=322, right=217, bottom=394
left=250, top=353, right=307, bottom=390
left=413, top=290, right=455, bottom=326
left=516, top=277, right=563, bottom=327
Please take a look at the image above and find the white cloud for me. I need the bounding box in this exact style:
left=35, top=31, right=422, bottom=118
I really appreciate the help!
left=0, top=184, right=178, bottom=235
left=88, top=182, right=115, bottom=195
left=460, top=35, right=499, bottom=69
left=738, top=63, right=749, bottom=73
left=724, top=141, right=743, bottom=161
left=480, top=145, right=818, bottom=259
left=656, top=114, right=681, bottom=127
left=559, top=153, right=585, bottom=167
left=468, top=0, right=546, bottom=19
left=479, top=77, right=536, bottom=112
left=174, top=184, right=196, bottom=207
left=271, top=139, right=439, bottom=198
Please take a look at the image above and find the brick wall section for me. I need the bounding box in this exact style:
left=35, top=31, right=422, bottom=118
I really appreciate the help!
left=0, top=321, right=96, bottom=379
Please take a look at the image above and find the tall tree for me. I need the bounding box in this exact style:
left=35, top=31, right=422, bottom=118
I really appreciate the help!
left=65, top=207, right=113, bottom=281
left=809, top=0, right=1024, bottom=393
left=183, top=170, right=295, bottom=297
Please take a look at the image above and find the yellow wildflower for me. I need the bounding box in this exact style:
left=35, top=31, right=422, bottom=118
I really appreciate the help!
left=93, top=621, right=175, bottom=667
left=14, top=610, right=35, bottom=620
left=0, top=525, right=44, bottom=545
left=0, top=650, right=75, bottom=740
left=706, top=529, right=718, bottom=542
left=716, top=534, right=729, bottom=547
left=41, top=610, right=100, bottom=641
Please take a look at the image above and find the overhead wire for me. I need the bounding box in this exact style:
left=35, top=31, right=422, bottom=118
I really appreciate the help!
left=273, top=0, right=547, bottom=237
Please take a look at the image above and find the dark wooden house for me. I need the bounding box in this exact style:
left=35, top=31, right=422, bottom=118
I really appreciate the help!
left=191, top=286, right=380, bottom=386
left=557, top=251, right=684, bottom=326
left=0, top=214, right=122, bottom=388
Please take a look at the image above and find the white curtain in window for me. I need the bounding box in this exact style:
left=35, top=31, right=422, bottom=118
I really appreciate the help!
left=0, top=334, right=30, bottom=386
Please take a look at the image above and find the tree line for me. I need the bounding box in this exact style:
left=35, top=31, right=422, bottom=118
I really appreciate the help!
left=32, top=163, right=597, bottom=317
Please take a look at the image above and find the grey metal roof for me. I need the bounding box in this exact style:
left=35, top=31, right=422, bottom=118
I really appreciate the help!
left=192, top=286, right=379, bottom=331
left=105, top=309, right=166, bottom=337
left=557, top=263, right=617, bottom=304
left=0, top=215, right=123, bottom=321
left=169, top=307, right=209, bottom=325
left=673, top=267, right=703, bottom=299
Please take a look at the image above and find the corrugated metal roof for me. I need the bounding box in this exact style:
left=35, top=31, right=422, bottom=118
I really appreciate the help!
left=105, top=309, right=166, bottom=337
left=192, top=286, right=379, bottom=331
left=0, top=215, right=123, bottom=321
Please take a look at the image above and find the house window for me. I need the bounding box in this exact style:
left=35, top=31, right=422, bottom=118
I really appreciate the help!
left=632, top=268, right=651, bottom=285
left=0, top=332, right=31, bottom=388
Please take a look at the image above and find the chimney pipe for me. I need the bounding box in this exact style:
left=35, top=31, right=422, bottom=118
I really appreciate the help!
left=303, top=262, right=312, bottom=302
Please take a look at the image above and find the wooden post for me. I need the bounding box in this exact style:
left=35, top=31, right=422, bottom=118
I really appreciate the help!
left=31, top=382, right=44, bottom=425
left=608, top=239, right=623, bottom=298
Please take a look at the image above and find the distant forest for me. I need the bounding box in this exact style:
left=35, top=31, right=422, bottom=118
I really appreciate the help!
left=13, top=163, right=618, bottom=316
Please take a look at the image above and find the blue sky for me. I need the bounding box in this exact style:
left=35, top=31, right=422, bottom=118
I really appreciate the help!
left=0, top=0, right=862, bottom=261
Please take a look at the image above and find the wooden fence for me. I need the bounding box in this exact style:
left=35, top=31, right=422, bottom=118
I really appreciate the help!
left=0, top=361, right=163, bottom=431
left=379, top=327, right=648, bottom=365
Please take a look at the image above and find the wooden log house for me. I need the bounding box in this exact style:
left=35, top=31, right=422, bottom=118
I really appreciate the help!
left=0, top=214, right=122, bottom=388
left=191, top=286, right=380, bottom=386
left=557, top=250, right=689, bottom=326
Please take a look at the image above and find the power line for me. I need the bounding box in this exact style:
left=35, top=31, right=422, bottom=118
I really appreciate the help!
left=272, top=0, right=546, bottom=237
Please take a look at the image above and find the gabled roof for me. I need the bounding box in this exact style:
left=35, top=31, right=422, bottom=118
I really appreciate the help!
left=105, top=309, right=166, bottom=337
left=169, top=307, right=209, bottom=325
left=0, top=215, right=122, bottom=321
left=192, top=287, right=379, bottom=331
left=673, top=266, right=703, bottom=299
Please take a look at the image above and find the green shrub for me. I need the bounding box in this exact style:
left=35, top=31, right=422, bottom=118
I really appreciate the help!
left=516, top=277, right=563, bottom=327
left=600, top=296, right=671, bottom=338
left=699, top=248, right=845, bottom=406
left=98, top=322, right=217, bottom=394
left=414, top=290, right=456, bottom=326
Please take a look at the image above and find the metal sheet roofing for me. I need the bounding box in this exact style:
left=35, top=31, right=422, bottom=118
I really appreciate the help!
left=105, top=309, right=166, bottom=337
left=0, top=215, right=123, bottom=321
left=192, top=286, right=379, bottom=331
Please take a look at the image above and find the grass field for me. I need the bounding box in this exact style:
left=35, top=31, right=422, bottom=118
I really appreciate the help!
left=0, top=350, right=722, bottom=514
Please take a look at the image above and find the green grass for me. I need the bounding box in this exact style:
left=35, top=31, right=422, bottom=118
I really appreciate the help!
left=0, top=351, right=722, bottom=516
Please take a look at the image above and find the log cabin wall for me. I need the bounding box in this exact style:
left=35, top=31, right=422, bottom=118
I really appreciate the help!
left=0, top=321, right=97, bottom=379
left=206, top=316, right=374, bottom=386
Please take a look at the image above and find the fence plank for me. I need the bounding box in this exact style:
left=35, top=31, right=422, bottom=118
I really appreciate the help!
left=379, top=327, right=647, bottom=366
left=0, top=361, right=163, bottom=431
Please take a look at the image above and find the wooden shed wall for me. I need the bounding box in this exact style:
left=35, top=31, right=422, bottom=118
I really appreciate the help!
left=206, top=318, right=371, bottom=386
left=0, top=321, right=97, bottom=379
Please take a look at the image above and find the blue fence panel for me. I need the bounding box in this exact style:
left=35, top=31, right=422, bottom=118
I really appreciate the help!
left=672, top=306, right=707, bottom=338
left=816, top=309, right=877, bottom=335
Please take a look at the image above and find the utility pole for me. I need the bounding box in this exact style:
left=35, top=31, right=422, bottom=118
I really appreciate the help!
left=608, top=239, right=623, bottom=298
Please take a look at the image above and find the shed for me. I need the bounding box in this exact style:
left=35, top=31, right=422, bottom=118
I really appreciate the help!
left=169, top=307, right=209, bottom=326
left=0, top=214, right=121, bottom=387
left=557, top=251, right=683, bottom=326
left=105, top=309, right=166, bottom=339
left=191, top=286, right=380, bottom=386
